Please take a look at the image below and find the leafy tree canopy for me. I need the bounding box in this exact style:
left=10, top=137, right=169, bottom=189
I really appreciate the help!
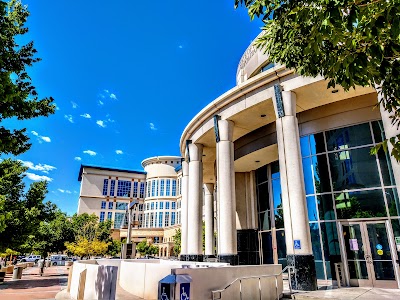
left=136, top=240, right=158, bottom=256
left=235, top=0, right=400, bottom=158
left=0, top=0, right=54, bottom=156
left=0, top=159, right=57, bottom=252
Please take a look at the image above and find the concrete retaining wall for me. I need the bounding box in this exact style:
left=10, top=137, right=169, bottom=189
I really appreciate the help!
left=70, top=261, right=117, bottom=300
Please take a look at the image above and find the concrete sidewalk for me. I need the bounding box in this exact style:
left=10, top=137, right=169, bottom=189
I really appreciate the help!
left=291, top=287, right=400, bottom=300
left=0, top=265, right=68, bottom=300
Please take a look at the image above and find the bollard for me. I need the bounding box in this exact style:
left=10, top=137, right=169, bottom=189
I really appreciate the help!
left=12, top=266, right=23, bottom=279
left=0, top=271, right=5, bottom=285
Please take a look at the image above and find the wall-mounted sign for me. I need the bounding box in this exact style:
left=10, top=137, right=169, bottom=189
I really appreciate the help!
left=349, top=239, right=359, bottom=251
left=377, top=249, right=384, bottom=256
left=294, top=240, right=301, bottom=250
left=376, top=244, right=383, bottom=250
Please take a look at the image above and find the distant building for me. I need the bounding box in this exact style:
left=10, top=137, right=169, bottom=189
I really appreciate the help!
left=77, top=156, right=182, bottom=258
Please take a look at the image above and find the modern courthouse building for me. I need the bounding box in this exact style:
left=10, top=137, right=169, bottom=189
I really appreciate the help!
left=177, top=34, right=400, bottom=290
left=77, top=156, right=183, bottom=258
left=77, top=34, right=400, bottom=290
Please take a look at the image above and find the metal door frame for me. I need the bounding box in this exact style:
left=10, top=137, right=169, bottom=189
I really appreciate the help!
left=338, top=220, right=399, bottom=288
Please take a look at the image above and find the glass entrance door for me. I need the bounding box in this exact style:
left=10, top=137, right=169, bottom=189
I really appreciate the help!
left=340, top=221, right=398, bottom=288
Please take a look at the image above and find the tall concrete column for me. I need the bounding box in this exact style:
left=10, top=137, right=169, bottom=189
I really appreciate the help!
left=204, top=183, right=215, bottom=258
left=186, top=143, right=204, bottom=261
left=180, top=159, right=189, bottom=260
left=216, top=119, right=238, bottom=265
left=273, top=86, right=317, bottom=290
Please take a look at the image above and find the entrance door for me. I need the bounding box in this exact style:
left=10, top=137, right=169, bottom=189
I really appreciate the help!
left=340, top=221, right=398, bottom=288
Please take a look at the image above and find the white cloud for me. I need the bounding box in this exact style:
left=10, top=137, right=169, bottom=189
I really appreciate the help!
left=99, top=89, right=118, bottom=101
left=96, top=120, right=106, bottom=128
left=83, top=150, right=97, bottom=156
left=64, top=115, right=74, bottom=123
left=54, top=103, right=60, bottom=110
left=31, top=131, right=51, bottom=143
left=149, top=122, right=157, bottom=130
left=20, top=160, right=56, bottom=174
left=74, top=156, right=82, bottom=161
left=58, top=189, right=65, bottom=193
left=66, top=190, right=72, bottom=194
left=178, top=45, right=183, bottom=49
left=71, top=101, right=78, bottom=109
left=26, top=172, right=52, bottom=182
left=40, top=136, right=51, bottom=143
left=74, top=191, right=78, bottom=194
left=80, top=113, right=91, bottom=119
left=116, top=150, right=123, bottom=155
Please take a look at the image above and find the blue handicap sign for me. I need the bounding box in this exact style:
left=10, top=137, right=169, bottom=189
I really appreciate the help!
left=294, top=240, right=301, bottom=250
left=376, top=244, right=383, bottom=250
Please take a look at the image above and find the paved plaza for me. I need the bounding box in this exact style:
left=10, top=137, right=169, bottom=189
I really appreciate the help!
left=291, top=287, right=400, bottom=300
left=0, top=265, right=68, bottom=300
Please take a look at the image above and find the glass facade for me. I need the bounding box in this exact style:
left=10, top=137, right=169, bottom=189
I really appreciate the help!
left=256, top=121, right=399, bottom=281
left=140, top=182, right=145, bottom=198
left=102, top=179, right=108, bottom=195
left=133, top=182, right=138, bottom=198
left=114, top=212, right=124, bottom=229
left=100, top=211, right=105, bottom=222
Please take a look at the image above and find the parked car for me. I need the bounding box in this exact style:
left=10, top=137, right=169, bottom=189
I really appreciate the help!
left=50, top=254, right=68, bottom=266
left=21, top=255, right=41, bottom=263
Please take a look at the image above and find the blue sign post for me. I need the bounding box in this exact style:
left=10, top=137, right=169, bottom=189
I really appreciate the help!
left=294, top=240, right=301, bottom=250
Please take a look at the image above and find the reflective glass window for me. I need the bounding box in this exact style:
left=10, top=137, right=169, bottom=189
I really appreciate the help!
left=117, top=180, right=131, bottom=197
left=140, top=182, right=145, bottom=198
left=107, top=212, right=112, bottom=220
left=108, top=202, right=113, bottom=210
left=306, top=196, right=318, bottom=221
left=256, top=165, right=268, bottom=184
left=300, top=136, right=310, bottom=157
left=100, top=211, right=105, bottom=222
left=114, top=213, right=124, bottom=229
left=133, top=182, right=138, bottom=198
left=334, top=189, right=387, bottom=219
left=303, top=158, right=316, bottom=195
left=329, top=147, right=381, bottom=191
left=261, top=232, right=273, bottom=264
left=101, top=201, right=106, bottom=209
left=272, top=179, right=282, bottom=210
left=160, top=179, right=165, bottom=196
left=378, top=150, right=396, bottom=187
left=311, top=155, right=331, bottom=193
left=372, top=120, right=386, bottom=143
left=259, top=211, right=270, bottom=231
left=309, top=223, right=324, bottom=279
left=110, top=180, right=116, bottom=196
left=116, top=202, right=128, bottom=210
left=274, top=210, right=284, bottom=229
left=166, top=202, right=170, bottom=209
left=257, top=182, right=269, bottom=212
left=317, top=194, right=335, bottom=220
left=166, top=180, right=171, bottom=196
left=102, top=179, right=108, bottom=195
left=386, top=188, right=400, bottom=217
left=320, top=222, right=341, bottom=279
left=309, top=133, right=326, bottom=155
left=160, top=201, right=164, bottom=210
left=325, top=123, right=373, bottom=151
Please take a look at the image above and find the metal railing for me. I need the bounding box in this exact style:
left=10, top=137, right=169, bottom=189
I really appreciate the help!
left=212, top=265, right=294, bottom=300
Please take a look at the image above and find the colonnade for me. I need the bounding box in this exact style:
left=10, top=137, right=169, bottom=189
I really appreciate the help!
left=180, top=119, right=238, bottom=264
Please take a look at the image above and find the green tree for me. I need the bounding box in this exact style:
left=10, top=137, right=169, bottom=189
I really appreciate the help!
left=0, top=0, right=55, bottom=155
left=0, top=159, right=57, bottom=252
left=136, top=240, right=158, bottom=256
left=107, top=239, right=122, bottom=257
left=172, top=229, right=181, bottom=256
left=25, top=210, right=75, bottom=257
left=235, top=0, right=400, bottom=159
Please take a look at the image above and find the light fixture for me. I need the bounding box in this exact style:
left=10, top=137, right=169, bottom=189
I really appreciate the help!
left=255, top=160, right=260, bottom=163
left=332, top=89, right=339, bottom=94
left=260, top=114, right=266, bottom=118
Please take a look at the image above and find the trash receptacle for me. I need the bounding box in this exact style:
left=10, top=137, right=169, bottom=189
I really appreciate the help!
left=12, top=266, right=23, bottom=279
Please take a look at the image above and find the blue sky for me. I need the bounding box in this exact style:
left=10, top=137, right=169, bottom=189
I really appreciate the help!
left=3, top=0, right=262, bottom=215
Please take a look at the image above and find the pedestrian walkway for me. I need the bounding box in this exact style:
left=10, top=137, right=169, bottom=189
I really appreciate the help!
left=291, top=287, right=400, bottom=300
left=0, top=265, right=68, bottom=300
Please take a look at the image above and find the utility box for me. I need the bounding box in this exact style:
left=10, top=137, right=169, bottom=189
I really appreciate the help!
left=121, top=243, right=136, bottom=259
